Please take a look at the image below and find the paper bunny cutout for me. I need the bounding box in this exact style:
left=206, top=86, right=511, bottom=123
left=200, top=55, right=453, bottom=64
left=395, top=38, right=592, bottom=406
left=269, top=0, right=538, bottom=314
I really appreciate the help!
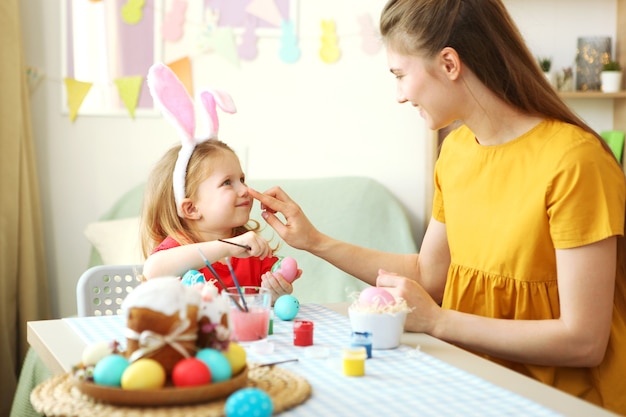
left=147, top=62, right=237, bottom=217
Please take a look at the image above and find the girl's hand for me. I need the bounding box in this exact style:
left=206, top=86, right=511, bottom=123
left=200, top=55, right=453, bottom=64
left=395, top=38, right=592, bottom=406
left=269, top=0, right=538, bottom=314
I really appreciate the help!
left=260, top=270, right=301, bottom=304
left=376, top=269, right=441, bottom=333
left=225, top=231, right=273, bottom=260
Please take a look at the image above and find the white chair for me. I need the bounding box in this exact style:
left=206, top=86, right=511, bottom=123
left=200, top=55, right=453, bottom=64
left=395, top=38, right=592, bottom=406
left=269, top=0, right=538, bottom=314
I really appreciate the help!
left=76, top=264, right=143, bottom=317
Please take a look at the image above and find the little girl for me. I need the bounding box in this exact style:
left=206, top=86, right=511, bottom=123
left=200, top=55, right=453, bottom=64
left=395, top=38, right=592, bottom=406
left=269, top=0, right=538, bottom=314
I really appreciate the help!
left=139, top=63, right=296, bottom=301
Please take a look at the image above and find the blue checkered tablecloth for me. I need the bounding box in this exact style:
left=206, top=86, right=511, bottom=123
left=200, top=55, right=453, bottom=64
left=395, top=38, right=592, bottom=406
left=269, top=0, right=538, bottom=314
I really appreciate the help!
left=63, top=304, right=563, bottom=416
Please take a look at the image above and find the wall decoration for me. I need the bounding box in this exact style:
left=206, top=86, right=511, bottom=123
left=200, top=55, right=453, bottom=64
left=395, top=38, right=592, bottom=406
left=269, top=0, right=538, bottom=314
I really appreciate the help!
left=167, top=56, right=194, bottom=95
left=26, top=66, right=45, bottom=95
left=59, top=0, right=383, bottom=121
left=358, top=14, right=381, bottom=55
left=63, top=0, right=161, bottom=117
left=114, top=76, right=144, bottom=118
left=162, top=0, right=188, bottom=42
left=319, top=19, right=341, bottom=64
left=279, top=20, right=300, bottom=63
left=64, top=79, right=93, bottom=122
left=121, top=0, right=147, bottom=24
left=576, top=36, right=611, bottom=91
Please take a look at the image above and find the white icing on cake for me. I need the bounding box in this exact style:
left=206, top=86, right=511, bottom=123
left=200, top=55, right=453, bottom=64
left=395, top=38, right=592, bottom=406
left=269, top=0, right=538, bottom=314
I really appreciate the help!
left=121, top=277, right=201, bottom=318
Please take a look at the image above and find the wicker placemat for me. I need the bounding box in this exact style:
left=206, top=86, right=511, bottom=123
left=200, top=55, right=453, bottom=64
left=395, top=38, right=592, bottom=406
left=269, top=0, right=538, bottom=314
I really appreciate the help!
left=30, top=365, right=311, bottom=417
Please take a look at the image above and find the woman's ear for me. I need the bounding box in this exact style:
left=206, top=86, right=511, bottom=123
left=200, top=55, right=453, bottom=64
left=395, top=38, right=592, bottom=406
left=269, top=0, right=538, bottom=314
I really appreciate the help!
left=439, top=47, right=461, bottom=81
left=180, top=199, right=201, bottom=220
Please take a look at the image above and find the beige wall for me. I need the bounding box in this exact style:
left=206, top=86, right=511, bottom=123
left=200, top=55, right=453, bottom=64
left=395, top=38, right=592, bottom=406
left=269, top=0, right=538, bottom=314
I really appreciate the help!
left=19, top=0, right=617, bottom=318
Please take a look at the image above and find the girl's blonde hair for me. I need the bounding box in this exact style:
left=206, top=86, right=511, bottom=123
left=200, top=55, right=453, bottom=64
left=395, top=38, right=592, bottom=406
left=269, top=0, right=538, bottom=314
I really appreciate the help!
left=140, top=139, right=260, bottom=258
left=379, top=0, right=615, bottom=156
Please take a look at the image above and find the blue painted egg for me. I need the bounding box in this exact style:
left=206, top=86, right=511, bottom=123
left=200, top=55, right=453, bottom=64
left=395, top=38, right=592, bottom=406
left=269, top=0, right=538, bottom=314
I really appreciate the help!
left=181, top=269, right=206, bottom=286
left=274, top=294, right=300, bottom=321
left=93, top=354, right=129, bottom=387
left=225, top=387, right=273, bottom=417
left=196, top=348, right=232, bottom=382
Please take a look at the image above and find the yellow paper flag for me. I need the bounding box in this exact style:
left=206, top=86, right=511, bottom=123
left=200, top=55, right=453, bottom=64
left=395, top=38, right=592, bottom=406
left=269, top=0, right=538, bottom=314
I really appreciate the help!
left=64, top=78, right=93, bottom=122
left=114, top=76, right=143, bottom=119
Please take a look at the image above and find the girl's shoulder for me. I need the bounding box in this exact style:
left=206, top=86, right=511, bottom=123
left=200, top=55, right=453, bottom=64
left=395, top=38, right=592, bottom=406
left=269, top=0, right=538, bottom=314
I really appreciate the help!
left=152, top=236, right=181, bottom=254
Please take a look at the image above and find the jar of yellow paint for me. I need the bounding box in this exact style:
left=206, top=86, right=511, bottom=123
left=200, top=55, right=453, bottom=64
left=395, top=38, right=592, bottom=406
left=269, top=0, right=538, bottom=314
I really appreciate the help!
left=342, top=346, right=367, bottom=377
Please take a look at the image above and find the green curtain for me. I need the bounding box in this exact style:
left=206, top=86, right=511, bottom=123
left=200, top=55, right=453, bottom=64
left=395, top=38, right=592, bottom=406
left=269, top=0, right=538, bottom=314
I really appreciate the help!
left=1, top=1, right=51, bottom=415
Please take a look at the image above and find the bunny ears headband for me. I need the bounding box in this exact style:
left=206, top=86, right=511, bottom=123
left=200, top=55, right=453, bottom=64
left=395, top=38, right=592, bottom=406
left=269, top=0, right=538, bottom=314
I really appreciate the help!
left=147, top=63, right=237, bottom=217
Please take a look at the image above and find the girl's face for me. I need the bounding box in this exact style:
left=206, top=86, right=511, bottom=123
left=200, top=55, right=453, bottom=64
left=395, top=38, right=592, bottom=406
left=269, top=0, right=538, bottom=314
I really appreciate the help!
left=386, top=48, right=457, bottom=131
left=192, top=151, right=252, bottom=236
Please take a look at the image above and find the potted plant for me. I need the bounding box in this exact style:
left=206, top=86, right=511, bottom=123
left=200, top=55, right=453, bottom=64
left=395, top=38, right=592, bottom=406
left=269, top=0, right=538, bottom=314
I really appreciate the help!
left=601, top=60, right=622, bottom=93
left=537, top=56, right=555, bottom=86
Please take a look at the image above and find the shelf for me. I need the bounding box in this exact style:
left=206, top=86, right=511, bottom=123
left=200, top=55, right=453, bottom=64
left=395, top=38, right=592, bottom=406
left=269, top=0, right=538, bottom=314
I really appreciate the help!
left=559, top=91, right=626, bottom=99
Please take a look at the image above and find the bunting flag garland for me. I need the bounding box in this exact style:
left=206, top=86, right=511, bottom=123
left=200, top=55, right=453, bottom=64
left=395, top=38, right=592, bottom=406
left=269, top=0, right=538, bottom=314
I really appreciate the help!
left=26, top=66, right=44, bottom=95
left=114, top=76, right=144, bottom=119
left=64, top=78, right=93, bottom=122
left=54, top=0, right=384, bottom=122
left=167, top=56, right=194, bottom=96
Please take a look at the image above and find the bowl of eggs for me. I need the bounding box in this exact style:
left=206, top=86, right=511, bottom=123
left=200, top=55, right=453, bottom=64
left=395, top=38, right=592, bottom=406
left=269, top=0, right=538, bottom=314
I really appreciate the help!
left=73, top=341, right=249, bottom=406
left=348, top=287, right=409, bottom=350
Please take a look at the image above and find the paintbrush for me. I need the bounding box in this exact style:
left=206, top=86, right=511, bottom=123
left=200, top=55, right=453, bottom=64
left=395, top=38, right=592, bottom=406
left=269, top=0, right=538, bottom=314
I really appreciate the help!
left=197, top=248, right=244, bottom=312
left=218, top=238, right=252, bottom=251
left=225, top=257, right=248, bottom=312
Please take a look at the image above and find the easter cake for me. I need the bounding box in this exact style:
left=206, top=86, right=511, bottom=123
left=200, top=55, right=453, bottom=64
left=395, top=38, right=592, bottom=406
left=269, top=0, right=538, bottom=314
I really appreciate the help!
left=123, top=277, right=202, bottom=374
left=71, top=277, right=248, bottom=406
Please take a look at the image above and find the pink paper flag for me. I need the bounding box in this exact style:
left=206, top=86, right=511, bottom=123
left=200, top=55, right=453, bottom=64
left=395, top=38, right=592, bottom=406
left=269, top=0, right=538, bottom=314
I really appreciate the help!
left=245, top=0, right=282, bottom=27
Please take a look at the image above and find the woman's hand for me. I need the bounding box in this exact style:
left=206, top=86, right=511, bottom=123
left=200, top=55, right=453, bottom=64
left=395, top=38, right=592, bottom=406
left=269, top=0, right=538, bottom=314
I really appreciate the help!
left=376, top=269, right=441, bottom=333
left=248, top=187, right=322, bottom=251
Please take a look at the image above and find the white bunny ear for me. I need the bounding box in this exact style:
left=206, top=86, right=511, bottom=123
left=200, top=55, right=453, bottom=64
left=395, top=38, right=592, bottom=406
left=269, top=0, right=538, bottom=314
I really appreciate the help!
left=197, top=88, right=237, bottom=140
left=147, top=63, right=198, bottom=217
left=147, top=63, right=196, bottom=147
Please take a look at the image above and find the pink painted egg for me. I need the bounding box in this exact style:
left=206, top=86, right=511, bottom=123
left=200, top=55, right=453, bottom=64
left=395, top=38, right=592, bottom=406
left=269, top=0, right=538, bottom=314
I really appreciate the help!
left=358, top=287, right=395, bottom=308
left=272, top=257, right=298, bottom=283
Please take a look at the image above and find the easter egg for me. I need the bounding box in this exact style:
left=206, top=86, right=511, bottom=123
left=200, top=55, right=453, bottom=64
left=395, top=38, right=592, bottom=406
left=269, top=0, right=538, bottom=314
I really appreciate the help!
left=93, top=354, right=129, bottom=387
left=82, top=341, right=114, bottom=366
left=222, top=342, right=247, bottom=374
left=121, top=358, right=166, bottom=390
left=172, top=358, right=211, bottom=387
left=225, top=387, right=273, bottom=417
left=271, top=257, right=298, bottom=283
left=196, top=348, right=232, bottom=382
left=181, top=269, right=206, bottom=286
left=274, top=294, right=300, bottom=321
left=358, top=287, right=395, bottom=308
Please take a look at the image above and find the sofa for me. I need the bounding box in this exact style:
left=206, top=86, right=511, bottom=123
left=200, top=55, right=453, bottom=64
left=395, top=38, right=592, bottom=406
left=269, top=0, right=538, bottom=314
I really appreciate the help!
left=83, top=176, right=418, bottom=304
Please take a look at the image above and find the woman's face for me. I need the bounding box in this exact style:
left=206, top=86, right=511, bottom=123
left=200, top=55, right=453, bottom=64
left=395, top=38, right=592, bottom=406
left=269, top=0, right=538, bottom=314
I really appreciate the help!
left=386, top=47, right=457, bottom=131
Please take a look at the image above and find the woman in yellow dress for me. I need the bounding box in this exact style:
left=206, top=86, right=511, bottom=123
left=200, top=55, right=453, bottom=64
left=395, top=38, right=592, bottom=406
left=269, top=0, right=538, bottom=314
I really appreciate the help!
left=250, top=0, right=626, bottom=414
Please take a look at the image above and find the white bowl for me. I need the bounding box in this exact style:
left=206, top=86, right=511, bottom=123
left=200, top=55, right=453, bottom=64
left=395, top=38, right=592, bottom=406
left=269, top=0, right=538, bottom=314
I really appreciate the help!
left=348, top=308, right=407, bottom=349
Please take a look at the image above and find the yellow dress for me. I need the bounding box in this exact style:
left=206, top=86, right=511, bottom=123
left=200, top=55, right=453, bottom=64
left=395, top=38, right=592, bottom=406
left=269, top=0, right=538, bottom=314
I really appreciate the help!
left=432, top=119, right=626, bottom=414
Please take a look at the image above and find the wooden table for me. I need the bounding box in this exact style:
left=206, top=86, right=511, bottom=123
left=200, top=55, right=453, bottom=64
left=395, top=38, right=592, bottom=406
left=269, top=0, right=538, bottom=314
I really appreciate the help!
left=27, top=302, right=618, bottom=417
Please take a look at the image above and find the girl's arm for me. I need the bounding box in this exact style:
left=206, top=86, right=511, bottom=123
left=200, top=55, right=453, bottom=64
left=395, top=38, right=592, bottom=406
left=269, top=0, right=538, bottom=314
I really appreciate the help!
left=142, top=231, right=272, bottom=279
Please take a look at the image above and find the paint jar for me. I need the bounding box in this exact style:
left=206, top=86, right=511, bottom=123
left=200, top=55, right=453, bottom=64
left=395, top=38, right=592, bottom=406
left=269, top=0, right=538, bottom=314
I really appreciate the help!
left=342, top=346, right=367, bottom=376
left=350, top=331, right=373, bottom=359
left=293, top=320, right=314, bottom=346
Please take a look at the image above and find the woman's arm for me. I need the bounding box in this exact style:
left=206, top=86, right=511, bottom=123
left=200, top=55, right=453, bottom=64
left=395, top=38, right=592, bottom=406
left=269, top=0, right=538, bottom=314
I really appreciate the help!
left=381, top=237, right=616, bottom=367
left=249, top=187, right=450, bottom=298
